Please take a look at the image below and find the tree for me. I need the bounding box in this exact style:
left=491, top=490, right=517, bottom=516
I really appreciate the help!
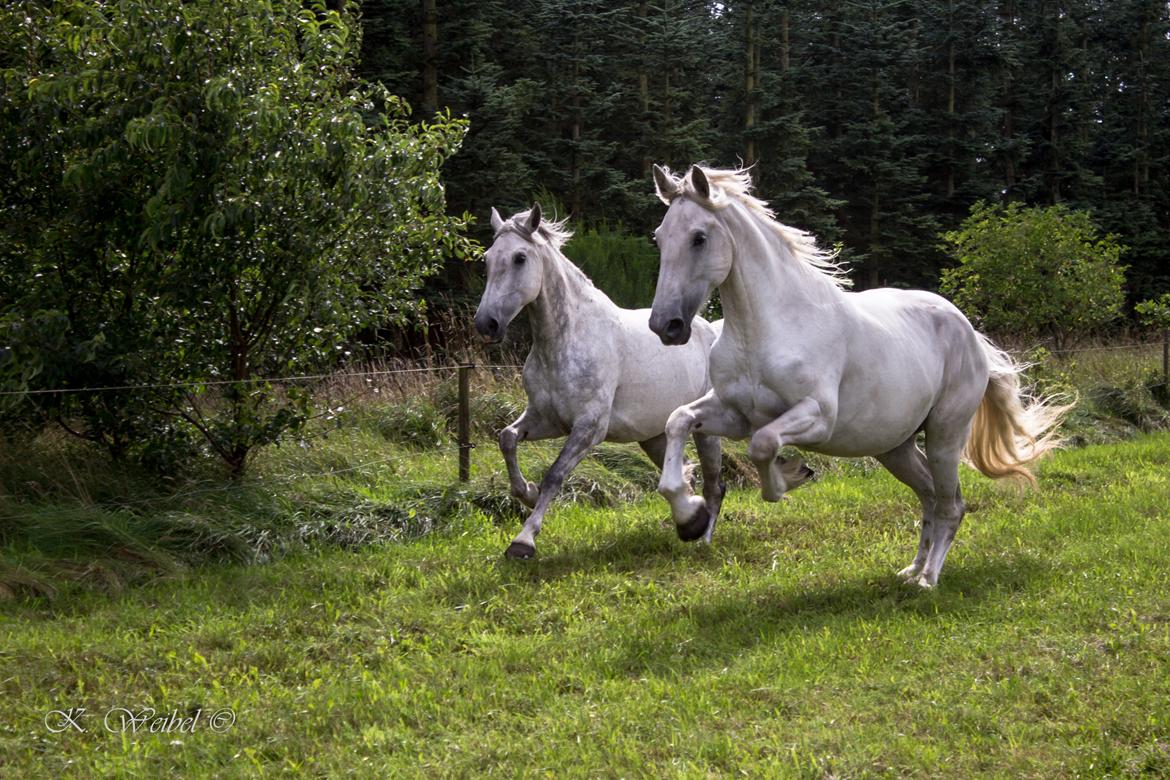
left=940, top=202, right=1126, bottom=347
left=0, top=0, right=471, bottom=474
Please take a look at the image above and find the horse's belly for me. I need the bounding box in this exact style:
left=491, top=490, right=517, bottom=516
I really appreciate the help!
left=607, top=365, right=709, bottom=442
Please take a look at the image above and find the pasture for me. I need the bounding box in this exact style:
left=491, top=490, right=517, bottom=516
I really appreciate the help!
left=3, top=422, right=1168, bottom=777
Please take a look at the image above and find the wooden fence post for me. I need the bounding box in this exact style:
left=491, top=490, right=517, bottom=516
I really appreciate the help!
left=458, top=362, right=474, bottom=481
left=1163, top=329, right=1168, bottom=390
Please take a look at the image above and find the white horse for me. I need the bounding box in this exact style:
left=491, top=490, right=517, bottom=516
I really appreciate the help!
left=475, top=204, right=726, bottom=559
left=647, top=165, right=1069, bottom=588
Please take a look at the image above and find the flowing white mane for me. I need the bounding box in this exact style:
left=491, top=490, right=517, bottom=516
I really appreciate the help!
left=495, top=208, right=574, bottom=250
left=658, top=165, right=853, bottom=290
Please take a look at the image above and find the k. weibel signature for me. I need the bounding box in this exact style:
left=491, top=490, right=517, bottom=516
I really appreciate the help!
left=44, top=706, right=236, bottom=734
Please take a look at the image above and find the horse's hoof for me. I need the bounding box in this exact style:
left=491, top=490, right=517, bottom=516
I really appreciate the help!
left=897, top=563, right=923, bottom=581
left=676, top=504, right=711, bottom=542
left=780, top=458, right=816, bottom=491
left=504, top=541, right=536, bottom=559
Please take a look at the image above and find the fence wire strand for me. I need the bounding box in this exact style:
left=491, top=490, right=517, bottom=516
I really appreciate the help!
left=0, top=364, right=484, bottom=398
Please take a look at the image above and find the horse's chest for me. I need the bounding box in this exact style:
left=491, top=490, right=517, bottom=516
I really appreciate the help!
left=717, top=378, right=790, bottom=427
left=711, top=350, right=811, bottom=426
left=524, top=359, right=610, bottom=431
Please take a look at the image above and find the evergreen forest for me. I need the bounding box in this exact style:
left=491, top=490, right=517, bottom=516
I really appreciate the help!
left=361, top=0, right=1170, bottom=300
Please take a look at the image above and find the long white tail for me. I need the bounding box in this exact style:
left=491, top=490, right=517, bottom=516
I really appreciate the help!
left=964, top=335, right=1073, bottom=486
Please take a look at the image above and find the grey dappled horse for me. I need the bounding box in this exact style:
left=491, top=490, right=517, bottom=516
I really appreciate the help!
left=648, top=165, right=1070, bottom=588
left=475, top=204, right=725, bottom=559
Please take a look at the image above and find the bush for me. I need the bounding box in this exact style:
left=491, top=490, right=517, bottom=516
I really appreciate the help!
left=940, top=202, right=1126, bottom=348
left=562, top=224, right=660, bottom=309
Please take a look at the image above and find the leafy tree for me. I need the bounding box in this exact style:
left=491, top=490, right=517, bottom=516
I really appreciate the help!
left=940, top=202, right=1126, bottom=347
left=0, top=0, right=471, bottom=474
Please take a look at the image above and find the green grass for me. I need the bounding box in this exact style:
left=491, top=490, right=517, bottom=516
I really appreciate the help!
left=2, top=434, right=1169, bottom=777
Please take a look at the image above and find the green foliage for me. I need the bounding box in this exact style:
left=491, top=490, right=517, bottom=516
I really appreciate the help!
left=940, top=202, right=1126, bottom=345
left=562, top=224, right=659, bottom=309
left=0, top=0, right=471, bottom=474
left=1135, top=293, right=1170, bottom=329
left=361, top=398, right=449, bottom=450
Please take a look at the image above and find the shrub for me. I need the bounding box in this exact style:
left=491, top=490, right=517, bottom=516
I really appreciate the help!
left=940, top=202, right=1126, bottom=348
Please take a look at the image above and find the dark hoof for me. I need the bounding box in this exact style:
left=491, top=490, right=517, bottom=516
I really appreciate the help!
left=676, top=504, right=711, bottom=542
left=504, top=541, right=536, bottom=559
left=788, top=464, right=816, bottom=491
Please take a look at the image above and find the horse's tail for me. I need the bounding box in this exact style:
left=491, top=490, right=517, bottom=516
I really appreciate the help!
left=964, top=334, right=1073, bottom=487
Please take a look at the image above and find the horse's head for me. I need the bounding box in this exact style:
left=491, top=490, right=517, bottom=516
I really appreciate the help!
left=474, top=204, right=548, bottom=343
left=648, top=165, right=735, bottom=345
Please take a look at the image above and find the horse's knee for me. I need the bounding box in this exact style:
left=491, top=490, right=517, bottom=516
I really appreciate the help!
left=665, top=407, right=696, bottom=440
left=499, top=426, right=519, bottom=453
left=748, top=429, right=779, bottom=463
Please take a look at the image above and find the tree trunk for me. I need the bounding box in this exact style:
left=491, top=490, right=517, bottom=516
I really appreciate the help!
left=639, top=0, right=650, bottom=178
left=421, top=0, right=438, bottom=116
left=1000, top=0, right=1017, bottom=193
left=946, top=0, right=956, bottom=199
left=1136, top=9, right=1150, bottom=195
left=744, top=1, right=757, bottom=166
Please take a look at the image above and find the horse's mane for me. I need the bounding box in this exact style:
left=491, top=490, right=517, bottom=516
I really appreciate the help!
left=657, top=165, right=853, bottom=290
left=496, top=208, right=599, bottom=292
left=495, top=208, right=574, bottom=250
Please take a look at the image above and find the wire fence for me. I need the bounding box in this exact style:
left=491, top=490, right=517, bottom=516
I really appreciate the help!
left=2, top=335, right=1168, bottom=507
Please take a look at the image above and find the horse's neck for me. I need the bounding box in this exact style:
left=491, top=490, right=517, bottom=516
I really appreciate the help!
left=528, top=250, right=606, bottom=349
left=719, top=209, right=846, bottom=342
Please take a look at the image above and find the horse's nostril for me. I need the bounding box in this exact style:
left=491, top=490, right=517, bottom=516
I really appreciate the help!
left=488, top=318, right=500, bottom=334
left=665, top=318, right=685, bottom=338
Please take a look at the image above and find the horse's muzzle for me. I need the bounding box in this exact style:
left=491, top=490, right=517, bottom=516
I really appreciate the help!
left=474, top=310, right=506, bottom=343
left=649, top=310, right=692, bottom=346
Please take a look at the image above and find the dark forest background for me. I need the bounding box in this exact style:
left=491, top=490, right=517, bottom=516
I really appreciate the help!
left=358, top=0, right=1170, bottom=304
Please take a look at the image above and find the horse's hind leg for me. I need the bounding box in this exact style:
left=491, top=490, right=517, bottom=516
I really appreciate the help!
left=505, top=417, right=607, bottom=559
left=915, top=419, right=972, bottom=588
left=638, top=434, right=667, bottom=470
left=500, top=407, right=561, bottom=509
left=875, top=436, right=936, bottom=582
left=693, top=433, right=725, bottom=543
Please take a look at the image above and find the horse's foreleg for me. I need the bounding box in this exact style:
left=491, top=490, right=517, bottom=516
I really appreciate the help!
left=748, top=397, right=834, bottom=502
left=659, top=391, right=748, bottom=541
left=505, top=418, right=607, bottom=559
left=500, top=408, right=562, bottom=509
left=693, top=433, right=725, bottom=544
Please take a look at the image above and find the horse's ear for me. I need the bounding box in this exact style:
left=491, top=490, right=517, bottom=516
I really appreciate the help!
left=653, top=164, right=680, bottom=204
left=490, top=207, right=505, bottom=233
left=525, top=202, right=542, bottom=235
left=689, top=166, right=711, bottom=201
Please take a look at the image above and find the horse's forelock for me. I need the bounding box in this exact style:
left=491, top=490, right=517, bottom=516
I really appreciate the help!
left=496, top=209, right=574, bottom=249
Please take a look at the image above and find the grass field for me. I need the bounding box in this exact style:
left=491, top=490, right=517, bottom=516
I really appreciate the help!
left=2, top=430, right=1169, bottom=777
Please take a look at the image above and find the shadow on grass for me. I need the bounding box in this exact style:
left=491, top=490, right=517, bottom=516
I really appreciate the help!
left=602, top=552, right=1048, bottom=678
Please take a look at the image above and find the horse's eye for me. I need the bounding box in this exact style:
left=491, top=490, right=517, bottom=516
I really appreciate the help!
left=692, top=232, right=707, bottom=247
left=513, top=252, right=526, bottom=265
